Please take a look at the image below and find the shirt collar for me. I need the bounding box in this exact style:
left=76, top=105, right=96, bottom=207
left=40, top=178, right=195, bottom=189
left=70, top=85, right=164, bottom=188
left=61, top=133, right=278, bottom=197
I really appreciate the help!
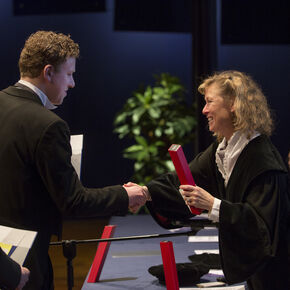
left=18, top=79, right=57, bottom=110
left=215, top=130, right=260, bottom=187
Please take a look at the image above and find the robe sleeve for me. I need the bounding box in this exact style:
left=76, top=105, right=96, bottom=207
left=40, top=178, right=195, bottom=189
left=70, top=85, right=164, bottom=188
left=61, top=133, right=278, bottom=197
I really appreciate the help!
left=219, top=171, right=289, bottom=283
left=146, top=171, right=193, bottom=228
left=145, top=144, right=217, bottom=228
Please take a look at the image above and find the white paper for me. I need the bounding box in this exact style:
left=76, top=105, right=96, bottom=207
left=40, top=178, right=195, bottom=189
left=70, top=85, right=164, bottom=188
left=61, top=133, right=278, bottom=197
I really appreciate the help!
left=0, top=226, right=12, bottom=241
left=188, top=236, right=218, bottom=242
left=209, top=269, right=224, bottom=275
left=196, top=281, right=226, bottom=288
left=203, top=227, right=216, bottom=230
left=180, top=286, right=245, bottom=290
left=194, top=249, right=220, bottom=254
left=70, top=134, right=83, bottom=154
left=70, top=134, right=83, bottom=178
left=169, top=227, right=192, bottom=233
left=0, top=225, right=37, bottom=265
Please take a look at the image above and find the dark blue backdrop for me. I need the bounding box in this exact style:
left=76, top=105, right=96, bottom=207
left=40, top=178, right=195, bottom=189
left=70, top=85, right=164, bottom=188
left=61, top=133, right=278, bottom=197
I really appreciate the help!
left=0, top=0, right=289, bottom=188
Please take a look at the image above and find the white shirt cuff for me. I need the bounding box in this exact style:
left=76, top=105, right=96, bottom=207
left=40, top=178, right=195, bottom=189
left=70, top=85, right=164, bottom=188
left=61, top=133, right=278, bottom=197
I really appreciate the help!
left=208, top=198, right=221, bottom=222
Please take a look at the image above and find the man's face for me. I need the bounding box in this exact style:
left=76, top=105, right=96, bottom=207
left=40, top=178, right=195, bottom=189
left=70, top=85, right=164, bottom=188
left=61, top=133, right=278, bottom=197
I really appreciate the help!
left=47, top=57, right=76, bottom=105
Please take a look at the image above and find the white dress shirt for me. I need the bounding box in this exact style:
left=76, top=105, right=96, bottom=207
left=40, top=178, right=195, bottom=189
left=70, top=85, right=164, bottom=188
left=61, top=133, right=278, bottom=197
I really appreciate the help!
left=18, top=79, right=57, bottom=110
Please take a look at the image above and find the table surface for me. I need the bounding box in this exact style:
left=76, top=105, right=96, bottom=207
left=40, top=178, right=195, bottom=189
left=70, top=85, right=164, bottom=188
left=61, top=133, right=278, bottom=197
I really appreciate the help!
left=82, top=214, right=245, bottom=289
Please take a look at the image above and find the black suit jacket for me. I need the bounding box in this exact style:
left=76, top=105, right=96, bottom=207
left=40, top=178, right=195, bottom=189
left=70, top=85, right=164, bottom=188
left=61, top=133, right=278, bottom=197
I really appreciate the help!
left=0, top=84, right=129, bottom=288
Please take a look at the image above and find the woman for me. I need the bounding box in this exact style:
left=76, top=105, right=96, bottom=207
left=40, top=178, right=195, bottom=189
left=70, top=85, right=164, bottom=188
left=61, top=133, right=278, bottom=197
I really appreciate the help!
left=143, top=71, right=290, bottom=289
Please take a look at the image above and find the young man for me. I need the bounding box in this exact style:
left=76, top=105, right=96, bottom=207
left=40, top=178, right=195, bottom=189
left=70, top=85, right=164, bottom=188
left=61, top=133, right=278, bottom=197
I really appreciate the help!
left=0, top=31, right=147, bottom=289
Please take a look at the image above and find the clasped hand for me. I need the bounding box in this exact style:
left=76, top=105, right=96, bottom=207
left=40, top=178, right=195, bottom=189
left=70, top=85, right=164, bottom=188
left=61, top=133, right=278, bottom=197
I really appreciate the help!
left=179, top=185, right=214, bottom=212
left=123, top=182, right=150, bottom=213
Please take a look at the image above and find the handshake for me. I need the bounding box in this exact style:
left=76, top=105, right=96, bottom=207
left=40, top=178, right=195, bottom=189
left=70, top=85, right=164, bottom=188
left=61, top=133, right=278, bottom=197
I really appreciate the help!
left=123, top=182, right=151, bottom=213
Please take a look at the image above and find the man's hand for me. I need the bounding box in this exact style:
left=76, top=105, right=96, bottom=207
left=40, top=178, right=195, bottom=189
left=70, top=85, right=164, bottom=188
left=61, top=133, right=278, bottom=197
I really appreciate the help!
left=16, top=266, right=30, bottom=290
left=123, top=182, right=150, bottom=213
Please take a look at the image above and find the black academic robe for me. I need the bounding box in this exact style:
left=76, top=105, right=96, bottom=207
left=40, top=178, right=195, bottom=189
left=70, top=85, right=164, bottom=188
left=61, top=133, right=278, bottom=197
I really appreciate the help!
left=0, top=248, right=21, bottom=289
left=146, top=135, right=290, bottom=289
left=0, top=84, right=129, bottom=289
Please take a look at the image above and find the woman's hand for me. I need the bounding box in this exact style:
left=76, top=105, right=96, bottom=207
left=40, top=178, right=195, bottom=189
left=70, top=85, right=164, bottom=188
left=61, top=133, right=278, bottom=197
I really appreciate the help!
left=179, top=185, right=214, bottom=212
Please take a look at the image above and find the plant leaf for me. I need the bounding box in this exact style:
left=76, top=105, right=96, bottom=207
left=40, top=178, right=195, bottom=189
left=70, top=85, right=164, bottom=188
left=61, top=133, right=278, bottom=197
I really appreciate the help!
left=132, top=107, right=146, bottom=124
left=154, top=127, right=162, bottom=137
left=135, top=136, right=148, bottom=147
left=148, top=107, right=161, bottom=119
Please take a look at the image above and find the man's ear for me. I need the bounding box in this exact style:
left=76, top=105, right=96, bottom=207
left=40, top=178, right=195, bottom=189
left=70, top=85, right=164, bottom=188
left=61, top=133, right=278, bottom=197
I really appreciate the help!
left=43, top=64, right=54, bottom=81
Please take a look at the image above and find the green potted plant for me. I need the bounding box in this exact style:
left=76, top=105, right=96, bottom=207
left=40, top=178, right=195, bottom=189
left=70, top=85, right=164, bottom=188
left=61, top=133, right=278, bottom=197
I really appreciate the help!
left=113, top=73, right=196, bottom=185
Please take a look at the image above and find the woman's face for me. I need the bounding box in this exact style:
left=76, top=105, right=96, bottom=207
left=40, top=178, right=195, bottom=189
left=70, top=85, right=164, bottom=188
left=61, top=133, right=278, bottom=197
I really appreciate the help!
left=202, top=83, right=235, bottom=140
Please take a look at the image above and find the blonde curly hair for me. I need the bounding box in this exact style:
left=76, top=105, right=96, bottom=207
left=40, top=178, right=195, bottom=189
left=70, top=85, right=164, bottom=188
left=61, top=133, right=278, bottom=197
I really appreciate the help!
left=19, top=30, right=80, bottom=78
left=198, top=70, right=273, bottom=139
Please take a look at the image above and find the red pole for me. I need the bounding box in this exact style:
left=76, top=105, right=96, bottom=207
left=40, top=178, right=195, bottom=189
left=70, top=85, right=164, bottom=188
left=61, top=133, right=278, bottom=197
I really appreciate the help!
left=160, top=241, right=179, bottom=290
left=87, top=225, right=116, bottom=282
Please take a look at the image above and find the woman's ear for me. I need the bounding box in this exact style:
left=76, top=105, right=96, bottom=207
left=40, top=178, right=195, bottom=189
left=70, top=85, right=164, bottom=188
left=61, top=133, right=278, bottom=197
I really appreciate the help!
left=43, top=64, right=54, bottom=81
